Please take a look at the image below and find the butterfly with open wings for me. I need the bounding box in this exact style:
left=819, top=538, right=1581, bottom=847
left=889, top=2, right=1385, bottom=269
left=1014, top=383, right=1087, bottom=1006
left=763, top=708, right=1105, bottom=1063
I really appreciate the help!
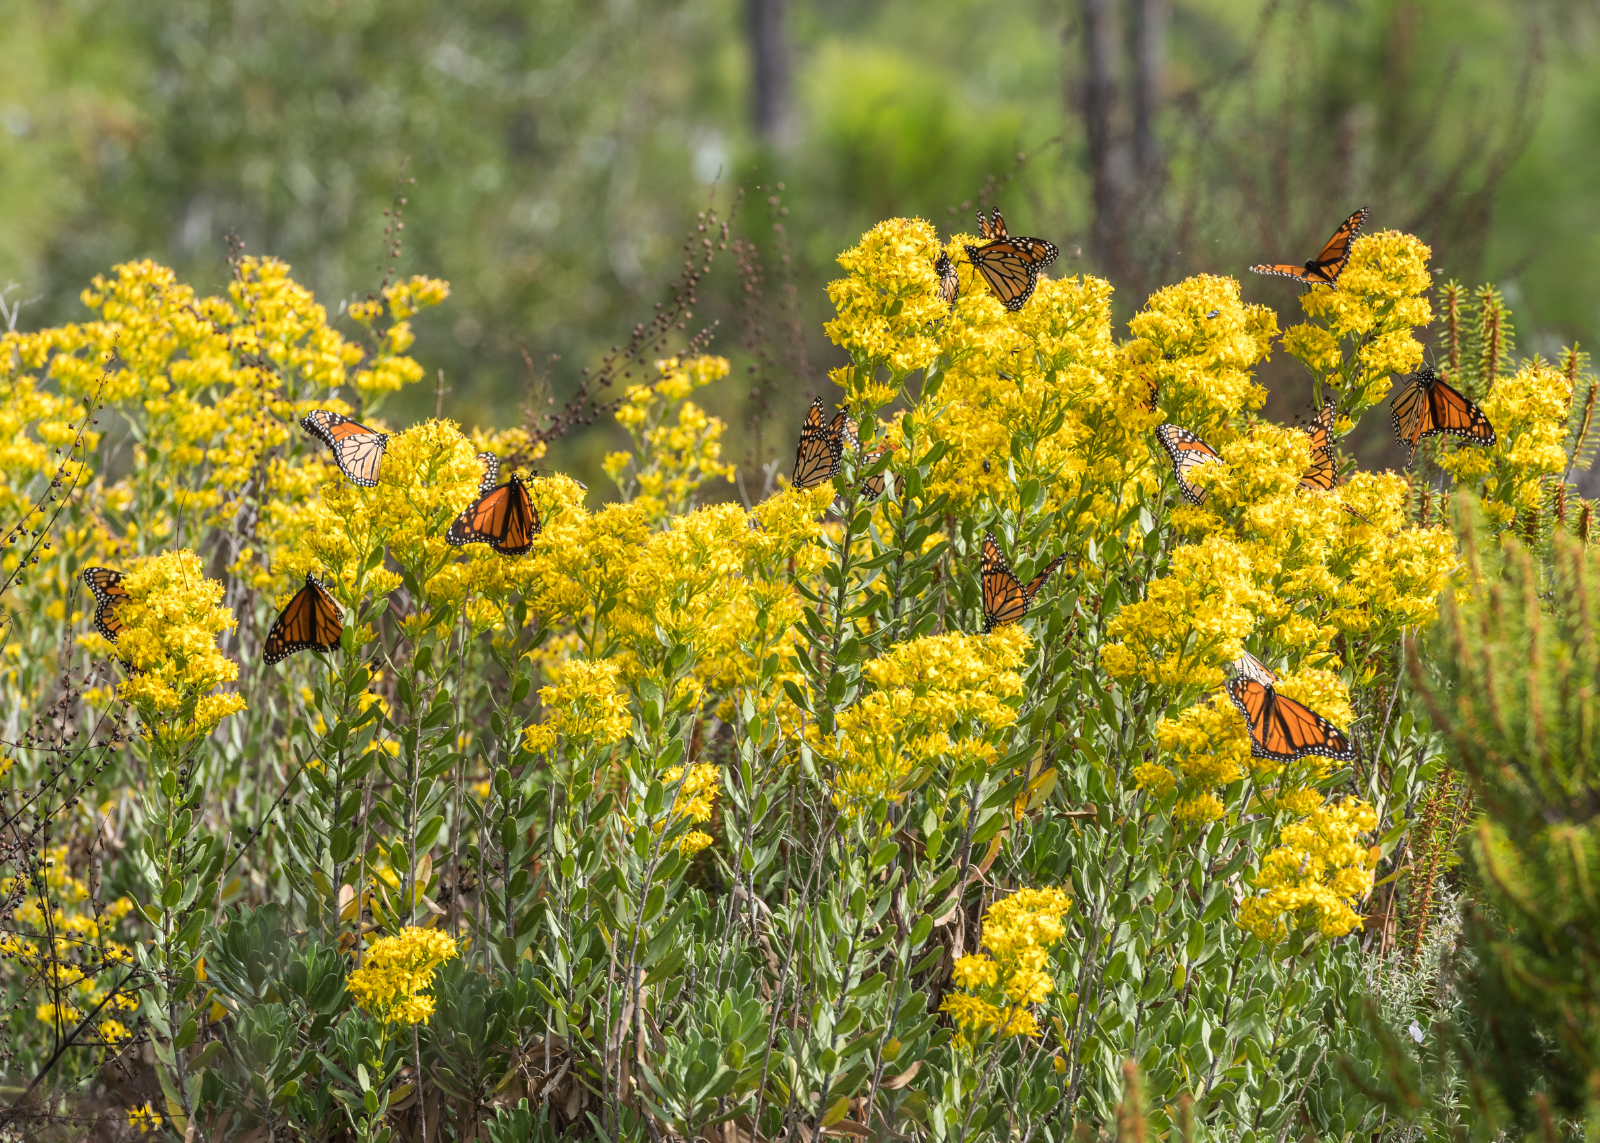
left=1250, top=209, right=1367, bottom=289
left=448, top=472, right=540, bottom=555
left=980, top=531, right=1066, bottom=633
left=963, top=209, right=1059, bottom=312
left=1389, top=363, right=1496, bottom=463
left=301, top=410, right=389, bottom=487
left=264, top=574, right=345, bottom=665
left=792, top=398, right=851, bottom=490
left=1227, top=677, right=1358, bottom=763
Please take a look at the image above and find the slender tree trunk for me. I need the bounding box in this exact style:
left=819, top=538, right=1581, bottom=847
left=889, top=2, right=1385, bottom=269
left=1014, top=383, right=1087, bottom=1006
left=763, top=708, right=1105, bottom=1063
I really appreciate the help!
left=748, top=0, right=792, bottom=147
left=1133, top=0, right=1167, bottom=175
left=1079, top=0, right=1124, bottom=278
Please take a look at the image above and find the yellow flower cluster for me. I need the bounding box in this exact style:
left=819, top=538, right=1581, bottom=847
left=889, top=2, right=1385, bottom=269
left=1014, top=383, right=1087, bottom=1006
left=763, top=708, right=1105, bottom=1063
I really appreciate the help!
left=825, top=218, right=950, bottom=390
left=812, top=628, right=1029, bottom=810
left=1281, top=231, right=1432, bottom=408
left=1436, top=362, right=1572, bottom=526
left=940, top=887, right=1072, bottom=1043
left=523, top=657, right=633, bottom=755
left=345, top=926, right=460, bottom=1026
left=662, top=762, right=720, bottom=855
left=604, top=356, right=736, bottom=522
left=113, top=551, right=246, bottom=743
left=346, top=276, right=452, bottom=403
left=1237, top=797, right=1380, bottom=940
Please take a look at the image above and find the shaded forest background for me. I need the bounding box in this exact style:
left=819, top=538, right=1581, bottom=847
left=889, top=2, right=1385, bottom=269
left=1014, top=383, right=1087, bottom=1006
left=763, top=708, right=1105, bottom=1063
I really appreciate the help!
left=1, top=0, right=1597, bottom=491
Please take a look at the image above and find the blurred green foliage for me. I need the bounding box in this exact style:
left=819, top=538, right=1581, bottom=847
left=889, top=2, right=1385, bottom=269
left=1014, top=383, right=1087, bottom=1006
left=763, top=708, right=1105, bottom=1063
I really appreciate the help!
left=0, top=0, right=1596, bottom=483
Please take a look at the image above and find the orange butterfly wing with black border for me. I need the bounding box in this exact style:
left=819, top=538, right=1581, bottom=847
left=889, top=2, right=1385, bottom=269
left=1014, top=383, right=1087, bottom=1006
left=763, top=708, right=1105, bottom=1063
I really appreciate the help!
left=82, top=566, right=130, bottom=642
left=448, top=474, right=539, bottom=555
left=980, top=531, right=1065, bottom=633
left=1390, top=364, right=1496, bottom=462
left=1299, top=400, right=1338, bottom=492
left=1226, top=678, right=1356, bottom=762
left=1250, top=209, right=1367, bottom=287
left=792, top=398, right=849, bottom=490
left=301, top=410, right=389, bottom=487
left=935, top=252, right=959, bottom=308
left=964, top=210, right=1059, bottom=312
left=1155, top=424, right=1223, bottom=505
left=263, top=575, right=345, bottom=665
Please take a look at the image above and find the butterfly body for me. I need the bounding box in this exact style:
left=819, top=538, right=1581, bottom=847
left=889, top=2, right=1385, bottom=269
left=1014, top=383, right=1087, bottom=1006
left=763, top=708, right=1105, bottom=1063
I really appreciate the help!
left=301, top=410, right=389, bottom=487
left=1389, top=364, right=1496, bottom=462
left=1155, top=424, right=1223, bottom=505
left=1250, top=209, right=1367, bottom=288
left=1226, top=678, right=1356, bottom=762
left=1299, top=400, right=1338, bottom=492
left=82, top=567, right=129, bottom=642
left=448, top=473, right=540, bottom=555
left=964, top=209, right=1059, bottom=312
left=980, top=531, right=1065, bottom=632
left=264, top=574, right=344, bottom=664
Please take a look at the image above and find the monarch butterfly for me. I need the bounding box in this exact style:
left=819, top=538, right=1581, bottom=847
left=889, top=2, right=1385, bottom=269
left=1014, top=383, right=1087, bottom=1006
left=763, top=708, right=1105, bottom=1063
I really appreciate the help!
left=1250, top=209, right=1367, bottom=288
left=1155, top=424, right=1223, bottom=505
left=263, top=574, right=345, bottom=665
left=475, top=451, right=500, bottom=494
left=1137, top=373, right=1159, bottom=414
left=980, top=531, right=1066, bottom=633
left=964, top=209, right=1059, bottom=312
left=935, top=252, right=959, bottom=308
left=448, top=473, right=540, bottom=555
left=792, top=398, right=848, bottom=490
left=1229, top=650, right=1280, bottom=687
left=301, top=410, right=389, bottom=487
left=1299, top=400, right=1338, bottom=492
left=1389, top=363, right=1497, bottom=462
left=82, top=566, right=129, bottom=642
left=840, top=420, right=894, bottom=501
left=1226, top=678, right=1357, bottom=762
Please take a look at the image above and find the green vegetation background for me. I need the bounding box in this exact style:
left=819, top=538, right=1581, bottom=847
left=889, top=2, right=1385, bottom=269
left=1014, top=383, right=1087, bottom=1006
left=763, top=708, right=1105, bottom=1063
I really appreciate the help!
left=0, top=0, right=1596, bottom=486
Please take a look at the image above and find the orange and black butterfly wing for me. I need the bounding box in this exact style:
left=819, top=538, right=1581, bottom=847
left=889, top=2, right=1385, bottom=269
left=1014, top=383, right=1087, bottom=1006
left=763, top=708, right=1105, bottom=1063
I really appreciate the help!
left=1425, top=371, right=1497, bottom=447
left=1250, top=208, right=1366, bottom=287
left=1155, top=424, right=1222, bottom=505
left=858, top=448, right=894, bottom=502
left=82, top=567, right=129, bottom=642
left=1389, top=374, right=1433, bottom=459
left=476, top=452, right=501, bottom=495
left=1299, top=400, right=1338, bottom=491
left=301, top=410, right=389, bottom=487
left=448, top=476, right=540, bottom=555
left=964, top=242, right=1041, bottom=311
left=792, top=398, right=843, bottom=489
left=976, top=209, right=1002, bottom=241
left=980, top=531, right=1030, bottom=632
left=1022, top=554, right=1067, bottom=604
left=935, top=253, right=959, bottom=307
left=1230, top=650, right=1279, bottom=687
left=263, top=576, right=344, bottom=664
left=1227, top=679, right=1356, bottom=762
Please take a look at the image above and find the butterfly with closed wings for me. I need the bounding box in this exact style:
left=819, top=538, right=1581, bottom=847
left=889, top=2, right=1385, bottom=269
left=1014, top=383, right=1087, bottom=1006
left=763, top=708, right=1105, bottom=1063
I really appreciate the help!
left=964, top=209, right=1059, bottom=312
left=1389, top=363, right=1496, bottom=463
left=980, top=531, right=1066, bottom=633
left=1155, top=424, right=1223, bottom=506
left=448, top=472, right=540, bottom=555
left=1299, top=400, right=1338, bottom=492
left=840, top=420, right=894, bottom=502
left=935, top=252, right=959, bottom=309
left=264, top=574, right=345, bottom=664
left=1226, top=677, right=1357, bottom=763
left=792, top=397, right=849, bottom=490
left=1250, top=209, right=1367, bottom=289
left=82, top=566, right=130, bottom=643
left=301, top=410, right=389, bottom=487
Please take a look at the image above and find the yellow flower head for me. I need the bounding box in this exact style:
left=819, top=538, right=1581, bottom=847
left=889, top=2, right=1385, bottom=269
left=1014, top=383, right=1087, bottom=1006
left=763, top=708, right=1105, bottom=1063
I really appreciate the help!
left=940, top=887, right=1071, bottom=1045
left=826, top=218, right=950, bottom=384
left=1237, top=796, right=1379, bottom=941
left=523, top=657, right=632, bottom=755
left=345, top=926, right=460, bottom=1026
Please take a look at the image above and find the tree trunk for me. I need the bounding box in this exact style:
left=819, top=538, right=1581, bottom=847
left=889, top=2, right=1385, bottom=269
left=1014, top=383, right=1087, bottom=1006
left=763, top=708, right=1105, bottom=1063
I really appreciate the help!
left=1079, top=0, right=1124, bottom=278
left=748, top=0, right=792, bottom=148
left=1133, top=0, right=1167, bottom=175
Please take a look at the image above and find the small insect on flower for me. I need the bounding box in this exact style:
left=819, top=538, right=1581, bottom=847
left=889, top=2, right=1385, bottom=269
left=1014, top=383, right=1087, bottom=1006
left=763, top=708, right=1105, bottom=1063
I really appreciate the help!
left=1250, top=209, right=1367, bottom=288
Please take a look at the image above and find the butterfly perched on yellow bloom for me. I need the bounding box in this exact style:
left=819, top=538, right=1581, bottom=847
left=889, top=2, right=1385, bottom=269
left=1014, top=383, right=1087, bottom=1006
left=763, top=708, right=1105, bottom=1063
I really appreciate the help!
left=1226, top=678, right=1357, bottom=762
left=964, top=209, right=1059, bottom=312
left=792, top=397, right=849, bottom=490
left=980, top=531, right=1066, bottom=633
left=935, top=252, right=959, bottom=308
left=1299, top=400, right=1338, bottom=492
left=82, top=567, right=129, bottom=642
left=448, top=473, right=540, bottom=555
left=264, top=574, right=344, bottom=664
left=1250, top=208, right=1366, bottom=288
left=1155, top=424, right=1223, bottom=506
left=1389, top=363, right=1496, bottom=463
left=300, top=410, right=389, bottom=487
